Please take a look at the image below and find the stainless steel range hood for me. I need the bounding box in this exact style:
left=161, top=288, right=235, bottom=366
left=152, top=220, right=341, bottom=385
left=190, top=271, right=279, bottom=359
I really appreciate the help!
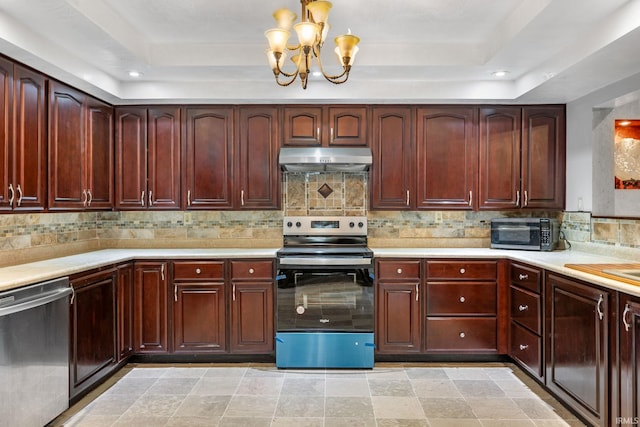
left=279, top=147, right=372, bottom=172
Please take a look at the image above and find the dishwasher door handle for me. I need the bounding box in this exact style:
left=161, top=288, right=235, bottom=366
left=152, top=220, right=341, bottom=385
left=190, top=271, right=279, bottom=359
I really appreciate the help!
left=0, top=287, right=72, bottom=317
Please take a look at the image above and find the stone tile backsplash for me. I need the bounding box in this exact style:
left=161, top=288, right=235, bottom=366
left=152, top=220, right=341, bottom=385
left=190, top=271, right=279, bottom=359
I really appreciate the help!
left=283, top=172, right=367, bottom=216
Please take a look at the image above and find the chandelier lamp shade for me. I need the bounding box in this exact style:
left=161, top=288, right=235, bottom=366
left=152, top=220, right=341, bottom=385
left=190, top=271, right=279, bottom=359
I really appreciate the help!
left=264, top=0, right=360, bottom=89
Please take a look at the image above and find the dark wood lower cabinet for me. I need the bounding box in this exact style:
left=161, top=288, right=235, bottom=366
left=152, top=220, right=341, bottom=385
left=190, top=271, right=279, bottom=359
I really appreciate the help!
left=619, top=294, right=640, bottom=424
left=117, top=263, right=134, bottom=362
left=134, top=261, right=169, bottom=354
left=69, top=268, right=117, bottom=400
left=173, top=282, right=226, bottom=353
left=546, top=273, right=610, bottom=427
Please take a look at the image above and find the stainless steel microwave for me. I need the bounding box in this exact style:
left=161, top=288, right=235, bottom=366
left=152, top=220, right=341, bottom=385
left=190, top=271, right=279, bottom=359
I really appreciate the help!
left=490, top=218, right=560, bottom=251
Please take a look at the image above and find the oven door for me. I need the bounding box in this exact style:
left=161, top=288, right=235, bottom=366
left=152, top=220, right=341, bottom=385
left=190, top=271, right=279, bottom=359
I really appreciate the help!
left=276, top=268, right=374, bottom=332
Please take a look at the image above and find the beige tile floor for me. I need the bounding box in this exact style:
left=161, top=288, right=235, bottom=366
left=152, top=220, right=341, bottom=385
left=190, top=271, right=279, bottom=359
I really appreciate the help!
left=51, top=363, right=587, bottom=427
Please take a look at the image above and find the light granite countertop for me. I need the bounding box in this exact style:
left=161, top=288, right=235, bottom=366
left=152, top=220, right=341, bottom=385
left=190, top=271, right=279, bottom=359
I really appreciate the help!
left=1, top=247, right=639, bottom=297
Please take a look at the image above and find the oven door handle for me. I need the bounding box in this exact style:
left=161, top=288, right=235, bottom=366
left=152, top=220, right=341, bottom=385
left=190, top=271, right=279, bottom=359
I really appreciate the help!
left=278, top=257, right=373, bottom=266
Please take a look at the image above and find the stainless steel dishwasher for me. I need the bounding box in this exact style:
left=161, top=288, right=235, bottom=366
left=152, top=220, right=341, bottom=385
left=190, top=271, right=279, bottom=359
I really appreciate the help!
left=0, top=277, right=72, bottom=427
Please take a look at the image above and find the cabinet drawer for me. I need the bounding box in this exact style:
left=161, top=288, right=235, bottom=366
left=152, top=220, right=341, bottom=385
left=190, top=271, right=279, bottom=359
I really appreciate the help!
left=231, top=260, right=274, bottom=280
left=510, top=263, right=541, bottom=293
left=426, top=282, right=496, bottom=315
left=173, top=261, right=225, bottom=280
left=426, top=261, right=497, bottom=280
left=510, top=286, right=541, bottom=334
left=510, top=321, right=542, bottom=378
left=376, top=260, right=421, bottom=281
left=425, top=317, right=497, bottom=352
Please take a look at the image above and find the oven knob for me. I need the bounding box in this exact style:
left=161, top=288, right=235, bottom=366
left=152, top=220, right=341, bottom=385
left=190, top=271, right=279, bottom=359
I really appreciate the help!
left=358, top=222, right=364, bottom=228
left=349, top=222, right=355, bottom=228
left=287, top=221, right=293, bottom=228
left=296, top=221, right=302, bottom=228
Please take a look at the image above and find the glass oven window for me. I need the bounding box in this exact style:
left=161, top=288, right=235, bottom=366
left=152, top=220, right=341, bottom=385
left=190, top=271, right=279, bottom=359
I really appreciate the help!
left=276, top=269, right=374, bottom=332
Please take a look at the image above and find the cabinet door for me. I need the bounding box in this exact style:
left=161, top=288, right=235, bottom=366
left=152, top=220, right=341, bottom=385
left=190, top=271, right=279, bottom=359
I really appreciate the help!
left=173, top=282, right=226, bottom=353
left=148, top=107, right=181, bottom=210
left=521, top=106, right=565, bottom=209
left=237, top=106, right=280, bottom=209
left=69, top=269, right=117, bottom=400
left=85, top=97, right=114, bottom=209
left=376, top=282, right=421, bottom=353
left=134, top=262, right=169, bottom=354
left=546, top=273, right=609, bottom=427
left=117, top=263, right=134, bottom=362
left=327, top=106, right=368, bottom=146
left=619, top=295, right=640, bottom=423
left=115, top=107, right=147, bottom=209
left=0, top=58, right=12, bottom=211
left=370, top=107, right=413, bottom=209
left=12, top=65, right=46, bottom=211
left=230, top=281, right=274, bottom=353
left=48, top=81, right=85, bottom=210
left=416, top=107, right=477, bottom=209
left=478, top=107, right=521, bottom=209
left=282, top=107, right=322, bottom=146
left=184, top=107, right=233, bottom=209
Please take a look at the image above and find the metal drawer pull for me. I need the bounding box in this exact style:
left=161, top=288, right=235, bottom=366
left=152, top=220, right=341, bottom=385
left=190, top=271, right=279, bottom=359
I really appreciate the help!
left=249, top=268, right=255, bottom=274
left=519, top=344, right=528, bottom=350
left=515, top=190, right=520, bottom=207
left=232, top=284, right=236, bottom=301
left=519, top=274, right=529, bottom=280
left=415, top=284, right=419, bottom=302
left=518, top=305, right=528, bottom=311
left=468, top=190, right=472, bottom=207
left=406, top=190, right=410, bottom=206
left=161, top=264, right=165, bottom=281
left=623, top=303, right=631, bottom=332
left=459, top=332, right=465, bottom=338
left=397, top=268, right=403, bottom=274
left=459, top=268, right=465, bottom=274
left=195, top=268, right=201, bottom=274
left=523, top=190, right=528, bottom=207
left=16, top=184, right=23, bottom=206
left=459, top=296, right=465, bottom=303
left=187, top=190, right=191, bottom=207
left=82, top=189, right=88, bottom=207
left=87, top=189, right=92, bottom=206
left=241, top=190, right=245, bottom=206
left=596, top=294, right=604, bottom=320
left=174, top=285, right=178, bottom=302
left=141, top=191, right=145, bottom=207
left=149, top=190, right=153, bottom=207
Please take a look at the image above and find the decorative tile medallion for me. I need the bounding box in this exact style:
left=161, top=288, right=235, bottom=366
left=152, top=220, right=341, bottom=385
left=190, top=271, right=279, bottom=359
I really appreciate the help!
left=317, top=183, right=334, bottom=198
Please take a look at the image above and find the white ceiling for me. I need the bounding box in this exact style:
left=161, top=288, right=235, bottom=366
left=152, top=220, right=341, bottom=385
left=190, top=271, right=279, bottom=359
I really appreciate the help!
left=0, top=0, right=639, bottom=104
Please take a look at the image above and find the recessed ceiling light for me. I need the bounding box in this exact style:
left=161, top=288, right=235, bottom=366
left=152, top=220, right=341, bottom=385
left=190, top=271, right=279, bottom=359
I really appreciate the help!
left=491, top=70, right=509, bottom=78
left=128, top=70, right=143, bottom=78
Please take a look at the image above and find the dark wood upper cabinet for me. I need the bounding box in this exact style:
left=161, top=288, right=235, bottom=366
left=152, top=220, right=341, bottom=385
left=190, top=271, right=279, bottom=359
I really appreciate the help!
left=282, top=106, right=368, bottom=146
left=478, top=106, right=521, bottom=209
left=85, top=98, right=114, bottom=209
left=183, top=107, right=234, bottom=209
left=415, top=107, right=477, bottom=209
left=522, top=106, right=566, bottom=209
left=370, top=107, right=414, bottom=210
left=236, top=106, right=280, bottom=209
left=5, top=64, right=47, bottom=212
left=0, top=57, right=12, bottom=211
left=115, top=106, right=180, bottom=210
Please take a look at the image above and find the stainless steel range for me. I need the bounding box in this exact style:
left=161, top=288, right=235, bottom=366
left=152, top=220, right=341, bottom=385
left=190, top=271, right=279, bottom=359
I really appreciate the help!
left=275, top=216, right=375, bottom=369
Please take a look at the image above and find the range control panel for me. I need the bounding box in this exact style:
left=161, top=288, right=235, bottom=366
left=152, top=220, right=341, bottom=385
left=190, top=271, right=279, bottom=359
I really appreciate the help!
left=283, top=216, right=367, bottom=236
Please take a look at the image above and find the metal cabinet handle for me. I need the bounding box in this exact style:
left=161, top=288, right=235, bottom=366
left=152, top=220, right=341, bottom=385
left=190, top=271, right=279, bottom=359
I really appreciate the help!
left=397, top=268, right=403, bottom=274
left=415, top=284, right=419, bottom=302
left=161, top=264, right=165, bottom=281
left=468, top=190, right=472, bottom=207
left=249, top=268, right=255, bottom=274
left=16, top=184, right=23, bottom=207
left=459, top=268, right=465, bottom=274
left=406, top=190, right=410, bottom=206
left=8, top=184, right=14, bottom=205
left=518, top=305, right=528, bottom=311
left=174, top=284, right=178, bottom=302
left=69, top=286, right=76, bottom=305
left=330, top=127, right=334, bottom=143
left=623, top=303, right=631, bottom=332
left=515, top=190, right=520, bottom=207
left=596, top=294, right=604, bottom=320
left=141, top=191, right=145, bottom=207
left=241, top=190, right=245, bottom=206
left=523, top=190, right=528, bottom=207
left=459, top=332, right=465, bottom=338
left=87, top=189, right=92, bottom=206
left=459, top=296, right=465, bottom=303
left=519, top=344, right=528, bottom=350
left=187, top=189, right=191, bottom=207
left=82, top=189, right=88, bottom=207
left=148, top=190, right=153, bottom=207
left=233, top=284, right=236, bottom=301
left=519, top=274, right=529, bottom=280
left=317, top=127, right=320, bottom=141
left=195, top=268, right=201, bottom=275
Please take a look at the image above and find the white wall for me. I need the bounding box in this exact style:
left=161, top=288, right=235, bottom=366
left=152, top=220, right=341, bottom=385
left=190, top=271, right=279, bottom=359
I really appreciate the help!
left=566, top=71, right=640, bottom=213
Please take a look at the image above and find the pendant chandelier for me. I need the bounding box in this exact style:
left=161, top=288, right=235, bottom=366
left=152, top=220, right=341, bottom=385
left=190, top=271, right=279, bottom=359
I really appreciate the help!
left=264, top=0, right=360, bottom=89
